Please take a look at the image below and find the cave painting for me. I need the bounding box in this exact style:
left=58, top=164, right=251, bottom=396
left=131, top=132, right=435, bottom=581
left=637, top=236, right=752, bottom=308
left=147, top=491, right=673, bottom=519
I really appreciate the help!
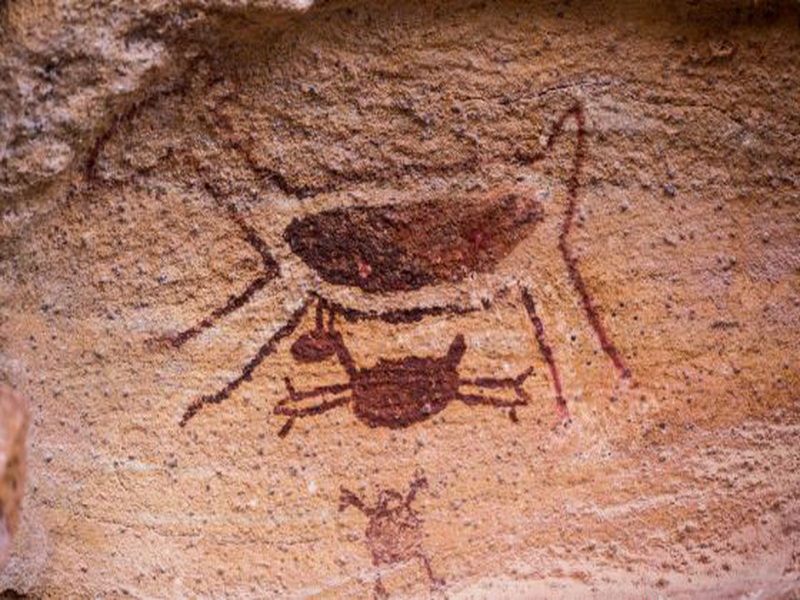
left=339, top=474, right=444, bottom=599
left=274, top=303, right=531, bottom=437
left=151, top=103, right=631, bottom=430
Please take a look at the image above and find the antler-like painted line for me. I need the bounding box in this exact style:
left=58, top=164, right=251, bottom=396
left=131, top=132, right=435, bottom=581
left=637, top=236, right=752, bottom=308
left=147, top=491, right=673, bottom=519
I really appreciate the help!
left=339, top=487, right=370, bottom=515
left=547, top=103, right=631, bottom=379
left=180, top=298, right=311, bottom=426
left=150, top=196, right=281, bottom=350
left=223, top=201, right=280, bottom=275
left=405, top=476, right=428, bottom=507
left=156, top=273, right=276, bottom=349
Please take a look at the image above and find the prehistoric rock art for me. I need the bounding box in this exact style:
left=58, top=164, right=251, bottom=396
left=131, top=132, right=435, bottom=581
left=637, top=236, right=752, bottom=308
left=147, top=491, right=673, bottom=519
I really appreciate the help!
left=339, top=475, right=443, bottom=599
left=158, top=104, right=630, bottom=429
left=3, top=2, right=800, bottom=597
left=0, top=385, right=29, bottom=570
left=275, top=305, right=531, bottom=437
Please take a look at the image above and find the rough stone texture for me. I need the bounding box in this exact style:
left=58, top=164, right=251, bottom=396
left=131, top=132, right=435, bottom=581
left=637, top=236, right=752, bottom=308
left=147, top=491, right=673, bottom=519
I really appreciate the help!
left=0, top=385, right=29, bottom=570
left=0, top=0, right=312, bottom=207
left=1, top=0, right=800, bottom=598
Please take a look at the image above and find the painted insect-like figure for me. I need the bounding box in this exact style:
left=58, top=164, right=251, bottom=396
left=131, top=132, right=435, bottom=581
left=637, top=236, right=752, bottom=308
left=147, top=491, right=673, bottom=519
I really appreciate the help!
left=274, top=303, right=531, bottom=437
left=339, top=475, right=444, bottom=599
left=152, top=102, right=631, bottom=429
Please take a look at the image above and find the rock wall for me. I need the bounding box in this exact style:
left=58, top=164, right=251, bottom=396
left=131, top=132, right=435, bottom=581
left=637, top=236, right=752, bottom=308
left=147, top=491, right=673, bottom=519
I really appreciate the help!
left=1, top=1, right=799, bottom=597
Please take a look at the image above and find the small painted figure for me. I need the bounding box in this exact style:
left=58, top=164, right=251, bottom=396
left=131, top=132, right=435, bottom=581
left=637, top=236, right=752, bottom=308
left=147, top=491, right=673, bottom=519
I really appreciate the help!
left=274, top=303, right=531, bottom=437
left=339, top=475, right=444, bottom=599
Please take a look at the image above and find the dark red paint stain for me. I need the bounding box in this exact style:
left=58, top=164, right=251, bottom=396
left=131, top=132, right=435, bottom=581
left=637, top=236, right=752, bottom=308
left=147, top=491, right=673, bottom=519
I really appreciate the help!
left=285, top=192, right=543, bottom=293
left=521, top=287, right=568, bottom=421
left=339, top=475, right=444, bottom=599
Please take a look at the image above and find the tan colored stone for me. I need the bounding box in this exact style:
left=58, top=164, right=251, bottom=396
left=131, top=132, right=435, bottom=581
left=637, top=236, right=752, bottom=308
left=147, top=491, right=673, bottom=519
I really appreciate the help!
left=1, top=0, right=800, bottom=598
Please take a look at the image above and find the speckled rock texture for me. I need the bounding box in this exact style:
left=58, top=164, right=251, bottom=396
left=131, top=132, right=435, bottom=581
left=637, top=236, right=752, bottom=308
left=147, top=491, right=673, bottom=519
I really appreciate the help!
left=1, top=0, right=799, bottom=598
left=0, top=385, right=28, bottom=570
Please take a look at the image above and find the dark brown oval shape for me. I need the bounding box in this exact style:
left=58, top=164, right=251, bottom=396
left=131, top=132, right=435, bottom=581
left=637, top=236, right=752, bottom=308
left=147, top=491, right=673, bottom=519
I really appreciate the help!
left=284, top=193, right=544, bottom=293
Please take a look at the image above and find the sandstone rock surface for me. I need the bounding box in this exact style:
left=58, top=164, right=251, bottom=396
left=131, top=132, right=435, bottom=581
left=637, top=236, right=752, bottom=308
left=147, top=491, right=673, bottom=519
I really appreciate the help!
left=1, top=1, right=799, bottom=598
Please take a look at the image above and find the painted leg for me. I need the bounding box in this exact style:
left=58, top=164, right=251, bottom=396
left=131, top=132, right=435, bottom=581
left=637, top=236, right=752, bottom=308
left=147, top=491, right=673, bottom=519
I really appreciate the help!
left=520, top=287, right=570, bottom=422
left=456, top=393, right=529, bottom=408
left=373, top=572, right=389, bottom=600
left=459, top=367, right=533, bottom=392
left=456, top=393, right=528, bottom=423
left=459, top=368, right=532, bottom=422
left=283, top=378, right=351, bottom=402
left=274, top=395, right=352, bottom=438
left=418, top=553, right=445, bottom=594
